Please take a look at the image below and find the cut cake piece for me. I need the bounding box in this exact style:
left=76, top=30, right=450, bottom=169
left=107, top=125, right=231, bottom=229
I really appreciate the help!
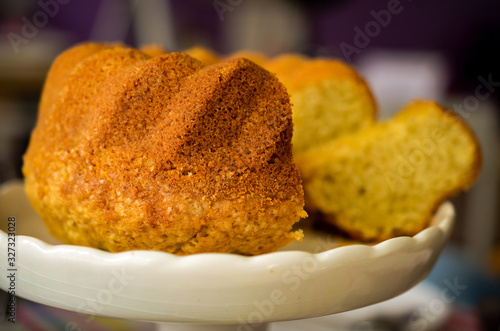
left=296, top=100, right=481, bottom=241
left=267, top=55, right=377, bottom=155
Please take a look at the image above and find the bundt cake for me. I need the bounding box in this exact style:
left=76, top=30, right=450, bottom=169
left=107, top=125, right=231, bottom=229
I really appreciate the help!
left=23, top=42, right=306, bottom=255
left=296, top=100, right=481, bottom=241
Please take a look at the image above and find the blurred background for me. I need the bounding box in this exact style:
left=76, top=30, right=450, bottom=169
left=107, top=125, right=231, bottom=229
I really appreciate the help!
left=1, top=0, right=500, bottom=330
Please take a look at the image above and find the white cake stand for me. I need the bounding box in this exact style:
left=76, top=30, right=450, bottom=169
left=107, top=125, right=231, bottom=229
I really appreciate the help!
left=0, top=181, right=454, bottom=330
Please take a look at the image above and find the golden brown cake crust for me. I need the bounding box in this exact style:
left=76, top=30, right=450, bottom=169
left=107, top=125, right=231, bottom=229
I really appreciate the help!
left=38, top=42, right=123, bottom=120
left=23, top=44, right=306, bottom=255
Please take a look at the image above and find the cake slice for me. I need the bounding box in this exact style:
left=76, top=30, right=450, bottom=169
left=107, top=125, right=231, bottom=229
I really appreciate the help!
left=267, top=56, right=377, bottom=155
left=296, top=100, right=481, bottom=241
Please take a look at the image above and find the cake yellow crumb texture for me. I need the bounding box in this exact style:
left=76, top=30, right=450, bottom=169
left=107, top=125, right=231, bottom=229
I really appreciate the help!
left=23, top=42, right=306, bottom=255
left=296, top=100, right=481, bottom=241
left=267, top=56, right=377, bottom=155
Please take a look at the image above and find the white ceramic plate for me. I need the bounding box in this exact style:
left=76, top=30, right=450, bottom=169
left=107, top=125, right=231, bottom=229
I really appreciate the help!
left=0, top=180, right=454, bottom=324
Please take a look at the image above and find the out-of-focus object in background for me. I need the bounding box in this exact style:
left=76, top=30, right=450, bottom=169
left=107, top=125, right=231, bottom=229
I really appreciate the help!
left=223, top=0, right=308, bottom=56
left=356, top=49, right=450, bottom=119
left=0, top=100, right=35, bottom=183
left=445, top=97, right=499, bottom=272
left=132, top=0, right=176, bottom=50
